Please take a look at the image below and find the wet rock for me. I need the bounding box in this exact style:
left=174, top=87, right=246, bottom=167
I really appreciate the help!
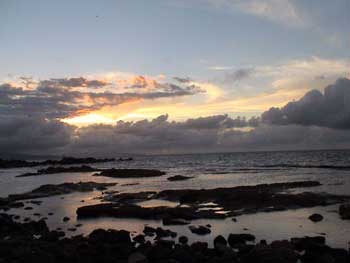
left=128, top=252, right=148, bottom=263
left=1, top=214, right=347, bottom=263
left=0, top=157, right=114, bottom=169
left=178, top=235, right=189, bottom=244
left=133, top=234, right=145, bottom=243
left=93, top=168, right=166, bottom=178
left=291, top=236, right=326, bottom=251
left=190, top=241, right=208, bottom=252
left=155, top=227, right=177, bottom=238
left=88, top=228, right=131, bottom=244
left=16, top=165, right=100, bottom=177
left=143, top=225, right=156, bottom=236
left=228, top=233, right=256, bottom=247
left=243, top=245, right=298, bottom=263
left=214, top=235, right=228, bottom=250
left=309, top=213, right=324, bottom=222
left=339, top=203, right=350, bottom=219
left=167, top=175, right=193, bottom=181
left=189, top=225, right=211, bottom=235
left=154, top=181, right=349, bottom=217
left=108, top=191, right=156, bottom=203
left=77, top=203, right=225, bottom=220
left=8, top=181, right=116, bottom=201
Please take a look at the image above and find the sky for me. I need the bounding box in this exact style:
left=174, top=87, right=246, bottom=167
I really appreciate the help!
left=0, top=0, right=350, bottom=155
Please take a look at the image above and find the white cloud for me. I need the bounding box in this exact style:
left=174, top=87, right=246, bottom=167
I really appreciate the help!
left=207, top=0, right=305, bottom=27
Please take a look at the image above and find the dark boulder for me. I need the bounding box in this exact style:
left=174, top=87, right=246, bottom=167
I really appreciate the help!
left=309, top=213, right=324, bottom=222
left=228, top=233, right=255, bottom=247
left=178, top=235, right=189, bottom=245
left=189, top=225, right=211, bottom=235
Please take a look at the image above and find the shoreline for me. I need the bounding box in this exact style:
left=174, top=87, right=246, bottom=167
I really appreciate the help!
left=1, top=213, right=349, bottom=263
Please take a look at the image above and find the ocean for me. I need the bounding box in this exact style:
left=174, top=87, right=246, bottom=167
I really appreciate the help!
left=1, top=150, right=350, bottom=248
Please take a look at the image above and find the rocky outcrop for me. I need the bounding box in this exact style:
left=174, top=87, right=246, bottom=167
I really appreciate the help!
left=7, top=182, right=116, bottom=201
left=16, top=165, right=100, bottom=177
left=308, top=213, right=324, bottom=222
left=77, top=203, right=226, bottom=220
left=0, top=157, right=115, bottom=169
left=93, top=168, right=166, bottom=178
left=189, top=225, right=211, bottom=235
left=81, top=181, right=350, bottom=221
left=167, top=175, right=193, bottom=181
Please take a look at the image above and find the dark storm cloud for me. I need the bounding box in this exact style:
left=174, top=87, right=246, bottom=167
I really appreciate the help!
left=262, top=78, right=350, bottom=129
left=182, top=115, right=259, bottom=129
left=0, top=116, right=74, bottom=154
left=69, top=115, right=350, bottom=156
left=2, top=77, right=350, bottom=156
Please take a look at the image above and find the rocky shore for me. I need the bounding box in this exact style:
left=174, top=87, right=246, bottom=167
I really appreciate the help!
left=0, top=213, right=349, bottom=263
left=0, top=157, right=115, bottom=169
left=76, top=181, right=350, bottom=222
left=0, top=182, right=116, bottom=211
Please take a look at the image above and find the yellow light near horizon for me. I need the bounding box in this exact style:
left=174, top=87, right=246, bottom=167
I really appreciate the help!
left=62, top=113, right=115, bottom=126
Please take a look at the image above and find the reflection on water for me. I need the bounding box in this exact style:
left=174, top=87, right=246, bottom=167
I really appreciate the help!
left=137, top=199, right=179, bottom=208
left=1, top=150, right=350, bottom=248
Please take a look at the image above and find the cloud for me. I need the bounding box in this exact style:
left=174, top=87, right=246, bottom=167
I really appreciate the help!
left=208, top=66, right=233, bottom=71
left=2, top=77, right=350, bottom=156
left=0, top=75, right=204, bottom=119
left=0, top=116, right=73, bottom=154
left=40, top=77, right=108, bottom=88
left=173, top=77, right=192, bottom=83
left=223, top=68, right=255, bottom=83
left=262, top=78, right=350, bottom=129
left=207, top=0, right=305, bottom=27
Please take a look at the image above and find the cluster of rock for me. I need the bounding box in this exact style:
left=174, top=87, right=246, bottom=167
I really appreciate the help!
left=16, top=165, right=100, bottom=177
left=0, top=213, right=349, bottom=263
left=78, top=181, right=350, bottom=223
left=0, top=181, right=116, bottom=211
left=0, top=157, right=115, bottom=169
